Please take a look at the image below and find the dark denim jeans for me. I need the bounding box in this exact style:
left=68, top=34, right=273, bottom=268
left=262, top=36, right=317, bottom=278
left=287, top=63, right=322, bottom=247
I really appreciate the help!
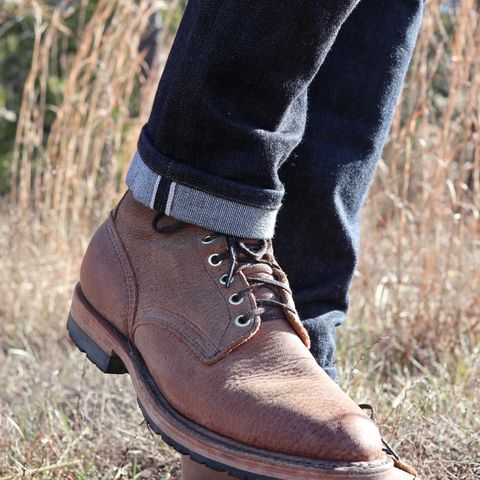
left=128, top=0, right=424, bottom=380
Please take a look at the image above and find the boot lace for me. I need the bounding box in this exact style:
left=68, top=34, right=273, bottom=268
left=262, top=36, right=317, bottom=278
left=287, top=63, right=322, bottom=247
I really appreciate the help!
left=359, top=404, right=418, bottom=476
left=153, top=213, right=296, bottom=324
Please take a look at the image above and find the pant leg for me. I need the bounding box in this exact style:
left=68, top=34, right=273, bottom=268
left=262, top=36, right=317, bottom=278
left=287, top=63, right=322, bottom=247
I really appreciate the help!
left=127, top=0, right=361, bottom=239
left=275, top=0, right=424, bottom=380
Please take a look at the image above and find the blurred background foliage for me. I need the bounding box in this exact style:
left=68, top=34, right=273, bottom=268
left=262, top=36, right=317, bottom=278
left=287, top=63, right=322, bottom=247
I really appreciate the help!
left=0, top=0, right=188, bottom=194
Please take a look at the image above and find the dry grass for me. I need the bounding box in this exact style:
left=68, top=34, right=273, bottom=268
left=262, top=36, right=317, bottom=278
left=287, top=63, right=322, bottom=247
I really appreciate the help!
left=1, top=0, right=479, bottom=478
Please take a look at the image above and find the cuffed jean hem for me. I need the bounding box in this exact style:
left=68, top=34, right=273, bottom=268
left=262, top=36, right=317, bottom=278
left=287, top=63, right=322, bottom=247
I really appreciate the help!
left=126, top=151, right=280, bottom=239
left=138, top=126, right=284, bottom=209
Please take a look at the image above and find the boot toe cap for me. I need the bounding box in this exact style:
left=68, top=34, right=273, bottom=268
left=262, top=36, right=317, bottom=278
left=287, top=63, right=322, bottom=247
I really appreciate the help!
left=323, top=411, right=385, bottom=462
left=259, top=405, right=385, bottom=463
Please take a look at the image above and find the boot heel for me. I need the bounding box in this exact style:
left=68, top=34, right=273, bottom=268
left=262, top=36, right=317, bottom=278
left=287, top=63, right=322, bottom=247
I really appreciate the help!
left=67, top=313, right=127, bottom=374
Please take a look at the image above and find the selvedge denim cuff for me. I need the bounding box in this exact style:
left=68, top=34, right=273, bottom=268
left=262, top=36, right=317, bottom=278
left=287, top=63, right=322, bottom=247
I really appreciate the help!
left=126, top=150, right=280, bottom=239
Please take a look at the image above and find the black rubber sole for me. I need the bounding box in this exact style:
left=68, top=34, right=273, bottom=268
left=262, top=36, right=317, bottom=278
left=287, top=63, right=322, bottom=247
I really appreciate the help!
left=67, top=314, right=277, bottom=480
left=67, top=314, right=127, bottom=374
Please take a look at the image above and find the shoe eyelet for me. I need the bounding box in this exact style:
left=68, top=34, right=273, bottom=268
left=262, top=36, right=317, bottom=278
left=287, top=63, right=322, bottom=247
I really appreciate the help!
left=219, top=273, right=229, bottom=286
left=229, top=293, right=244, bottom=305
left=201, top=235, right=215, bottom=244
left=234, top=315, right=251, bottom=327
left=208, top=254, right=223, bottom=267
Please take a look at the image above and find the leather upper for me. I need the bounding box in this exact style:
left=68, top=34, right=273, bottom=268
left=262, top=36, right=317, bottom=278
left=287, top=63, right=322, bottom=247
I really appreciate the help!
left=80, top=190, right=385, bottom=463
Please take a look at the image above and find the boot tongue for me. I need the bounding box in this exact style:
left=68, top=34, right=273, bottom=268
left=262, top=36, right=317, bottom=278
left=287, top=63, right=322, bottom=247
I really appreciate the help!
left=242, top=262, right=285, bottom=321
left=238, top=241, right=291, bottom=322
left=237, top=240, right=311, bottom=349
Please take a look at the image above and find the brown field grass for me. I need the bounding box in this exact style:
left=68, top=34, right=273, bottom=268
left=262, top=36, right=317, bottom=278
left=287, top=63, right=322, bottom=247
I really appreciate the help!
left=1, top=0, right=479, bottom=478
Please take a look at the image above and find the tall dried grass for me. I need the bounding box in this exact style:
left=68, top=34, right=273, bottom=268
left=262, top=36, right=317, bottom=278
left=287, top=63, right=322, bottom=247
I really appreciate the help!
left=348, top=0, right=479, bottom=370
left=10, top=0, right=179, bottom=229
left=0, top=0, right=479, bottom=478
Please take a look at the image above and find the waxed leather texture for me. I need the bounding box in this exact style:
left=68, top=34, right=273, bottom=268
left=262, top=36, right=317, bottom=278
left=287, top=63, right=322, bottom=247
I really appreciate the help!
left=80, top=190, right=385, bottom=463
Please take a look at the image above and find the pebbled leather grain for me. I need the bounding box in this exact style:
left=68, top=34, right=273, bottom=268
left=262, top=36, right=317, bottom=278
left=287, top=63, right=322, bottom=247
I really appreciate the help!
left=80, top=190, right=385, bottom=463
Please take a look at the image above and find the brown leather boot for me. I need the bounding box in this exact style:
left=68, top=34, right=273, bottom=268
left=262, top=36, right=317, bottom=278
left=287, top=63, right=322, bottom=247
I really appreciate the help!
left=67, top=191, right=413, bottom=480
